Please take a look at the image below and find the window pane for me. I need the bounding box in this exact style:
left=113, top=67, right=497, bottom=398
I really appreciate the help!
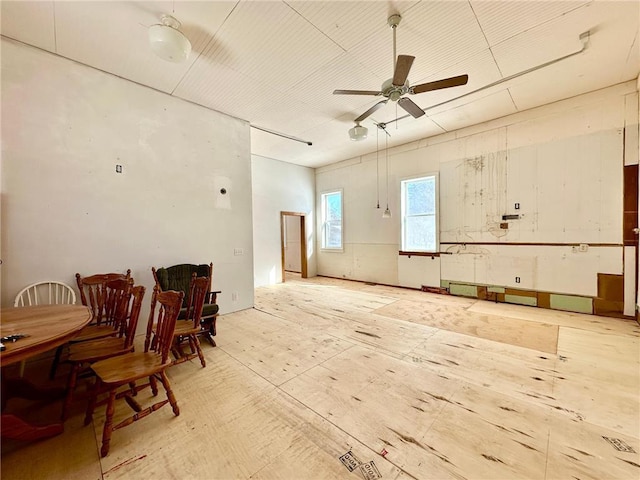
left=404, top=215, right=436, bottom=251
left=326, top=221, right=342, bottom=248
left=322, top=191, right=342, bottom=249
left=406, top=178, right=435, bottom=215
left=326, top=193, right=342, bottom=222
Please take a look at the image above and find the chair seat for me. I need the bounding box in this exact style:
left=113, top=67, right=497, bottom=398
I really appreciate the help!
left=72, top=325, right=117, bottom=343
left=92, top=352, right=172, bottom=385
left=173, top=321, right=200, bottom=336
left=177, top=303, right=218, bottom=320
left=68, top=338, right=133, bottom=363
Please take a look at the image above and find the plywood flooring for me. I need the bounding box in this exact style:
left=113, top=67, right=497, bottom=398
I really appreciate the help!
left=2, top=274, right=639, bottom=479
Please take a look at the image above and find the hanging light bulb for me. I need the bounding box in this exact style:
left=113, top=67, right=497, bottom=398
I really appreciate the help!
left=382, top=130, right=391, bottom=218
left=349, top=121, right=368, bottom=141
left=148, top=15, right=192, bottom=63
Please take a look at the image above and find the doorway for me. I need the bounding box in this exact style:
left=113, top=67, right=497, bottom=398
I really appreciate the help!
left=280, top=211, right=307, bottom=282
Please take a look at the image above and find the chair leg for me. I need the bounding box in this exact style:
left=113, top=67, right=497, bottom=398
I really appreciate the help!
left=191, top=335, right=206, bottom=368
left=149, top=375, right=158, bottom=396
left=84, top=378, right=101, bottom=426
left=100, top=389, right=116, bottom=458
left=49, top=345, right=64, bottom=379
left=159, top=370, right=180, bottom=416
left=61, top=362, right=80, bottom=421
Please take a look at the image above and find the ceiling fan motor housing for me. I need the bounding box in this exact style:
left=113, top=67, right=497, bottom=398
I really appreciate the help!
left=382, top=78, right=409, bottom=102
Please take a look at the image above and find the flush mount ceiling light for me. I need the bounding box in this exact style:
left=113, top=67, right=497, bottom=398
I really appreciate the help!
left=148, top=14, right=191, bottom=63
left=348, top=122, right=368, bottom=141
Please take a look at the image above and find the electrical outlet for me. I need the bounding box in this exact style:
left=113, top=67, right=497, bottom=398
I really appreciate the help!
left=234, top=248, right=243, bottom=256
left=514, top=203, right=520, bottom=210
left=115, top=165, right=122, bottom=173
left=515, top=276, right=521, bottom=283
left=579, top=244, right=588, bottom=252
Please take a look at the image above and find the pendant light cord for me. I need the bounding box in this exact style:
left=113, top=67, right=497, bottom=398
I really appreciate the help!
left=376, top=127, right=380, bottom=209
left=385, top=133, right=389, bottom=208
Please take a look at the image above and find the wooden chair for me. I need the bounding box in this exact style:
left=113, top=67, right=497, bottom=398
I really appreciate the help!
left=152, top=263, right=220, bottom=346
left=61, top=284, right=145, bottom=421
left=84, top=287, right=183, bottom=457
left=146, top=275, right=208, bottom=368
left=13, top=281, right=77, bottom=377
left=49, top=272, right=132, bottom=379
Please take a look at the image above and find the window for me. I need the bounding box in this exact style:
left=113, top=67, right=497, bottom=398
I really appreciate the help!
left=321, top=190, right=342, bottom=250
left=401, top=175, right=437, bottom=252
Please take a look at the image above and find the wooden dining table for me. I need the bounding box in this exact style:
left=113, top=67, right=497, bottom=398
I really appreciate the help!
left=1, top=304, right=92, bottom=441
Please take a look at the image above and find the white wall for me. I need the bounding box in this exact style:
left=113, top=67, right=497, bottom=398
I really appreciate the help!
left=316, top=81, right=638, bottom=301
left=0, top=38, right=255, bottom=329
left=252, top=155, right=315, bottom=287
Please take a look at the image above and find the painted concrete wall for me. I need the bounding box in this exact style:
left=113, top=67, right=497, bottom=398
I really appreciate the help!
left=0, top=38, right=255, bottom=330
left=316, top=82, right=638, bottom=307
left=252, top=155, right=315, bottom=287
left=284, top=215, right=302, bottom=272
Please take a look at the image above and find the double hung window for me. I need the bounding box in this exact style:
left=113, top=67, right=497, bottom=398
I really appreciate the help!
left=401, top=175, right=438, bottom=252
left=321, top=190, right=343, bottom=250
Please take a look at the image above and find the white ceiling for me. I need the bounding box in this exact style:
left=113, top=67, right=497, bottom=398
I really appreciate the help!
left=1, top=1, right=638, bottom=168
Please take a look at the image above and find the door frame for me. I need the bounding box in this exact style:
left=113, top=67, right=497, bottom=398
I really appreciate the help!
left=280, top=211, right=307, bottom=282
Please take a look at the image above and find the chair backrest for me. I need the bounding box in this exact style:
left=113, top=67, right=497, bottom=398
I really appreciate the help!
left=104, top=278, right=134, bottom=336
left=76, top=271, right=132, bottom=326
left=14, top=281, right=76, bottom=307
left=152, top=263, right=212, bottom=308
left=122, top=285, right=145, bottom=349
left=184, top=275, right=209, bottom=329
left=145, top=286, right=183, bottom=363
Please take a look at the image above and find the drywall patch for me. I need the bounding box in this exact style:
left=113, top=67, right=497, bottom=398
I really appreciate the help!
left=550, top=294, right=593, bottom=314
left=449, top=283, right=478, bottom=298
left=504, top=294, right=537, bottom=307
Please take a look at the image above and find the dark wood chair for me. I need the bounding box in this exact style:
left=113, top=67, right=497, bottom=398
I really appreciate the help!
left=84, top=287, right=183, bottom=457
left=145, top=275, right=208, bottom=368
left=61, top=284, right=145, bottom=421
left=49, top=271, right=132, bottom=379
left=152, top=263, right=220, bottom=346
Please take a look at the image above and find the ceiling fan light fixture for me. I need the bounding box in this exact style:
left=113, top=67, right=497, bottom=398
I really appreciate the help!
left=148, top=14, right=192, bottom=63
left=349, top=122, right=368, bottom=141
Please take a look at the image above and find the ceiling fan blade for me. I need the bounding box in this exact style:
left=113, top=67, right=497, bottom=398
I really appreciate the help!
left=392, top=55, right=414, bottom=86
left=354, top=100, right=388, bottom=123
left=410, top=74, right=469, bottom=94
left=333, top=89, right=382, bottom=96
left=398, top=97, right=425, bottom=118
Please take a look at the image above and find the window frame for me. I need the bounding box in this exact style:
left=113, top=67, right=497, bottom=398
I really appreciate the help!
left=400, top=173, right=439, bottom=254
left=320, top=189, right=344, bottom=252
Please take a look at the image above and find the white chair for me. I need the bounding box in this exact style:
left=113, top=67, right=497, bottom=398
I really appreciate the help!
left=13, top=281, right=77, bottom=376
left=14, top=281, right=76, bottom=307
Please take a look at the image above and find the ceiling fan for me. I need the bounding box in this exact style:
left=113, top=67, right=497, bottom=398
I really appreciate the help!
left=334, top=14, right=469, bottom=124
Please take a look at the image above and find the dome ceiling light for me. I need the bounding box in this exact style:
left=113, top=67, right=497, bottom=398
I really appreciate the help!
left=148, top=14, right=192, bottom=63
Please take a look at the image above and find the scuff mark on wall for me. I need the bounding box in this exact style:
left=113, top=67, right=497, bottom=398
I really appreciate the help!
left=446, top=244, right=490, bottom=255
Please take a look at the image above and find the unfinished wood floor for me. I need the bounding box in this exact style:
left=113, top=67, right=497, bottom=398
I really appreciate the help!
left=2, top=274, right=639, bottom=479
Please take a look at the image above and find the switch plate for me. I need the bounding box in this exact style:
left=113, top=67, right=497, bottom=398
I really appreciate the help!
left=515, top=276, right=521, bottom=283
left=115, top=165, right=122, bottom=173
left=514, top=203, right=520, bottom=210
left=234, top=248, right=243, bottom=256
